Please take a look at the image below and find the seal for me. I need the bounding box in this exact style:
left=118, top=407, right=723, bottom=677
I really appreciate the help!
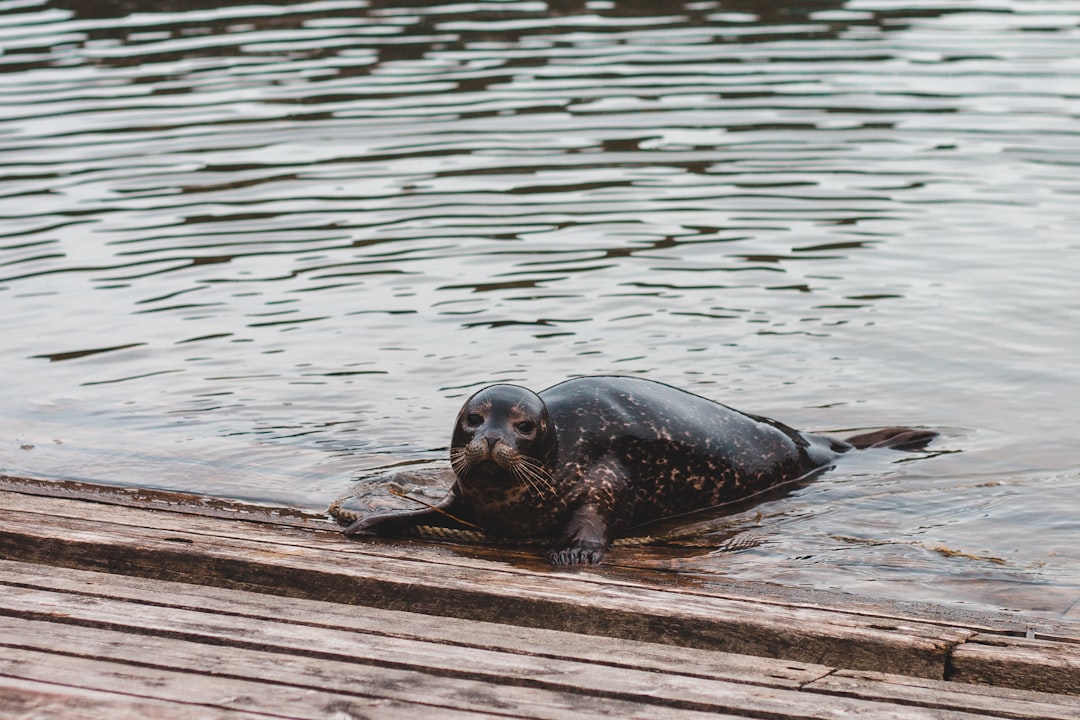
left=343, top=376, right=936, bottom=566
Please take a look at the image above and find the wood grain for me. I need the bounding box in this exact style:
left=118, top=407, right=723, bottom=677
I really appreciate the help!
left=950, top=635, right=1080, bottom=695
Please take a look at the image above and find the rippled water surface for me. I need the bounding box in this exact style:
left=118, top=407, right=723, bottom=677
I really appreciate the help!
left=3, top=0, right=1079, bottom=616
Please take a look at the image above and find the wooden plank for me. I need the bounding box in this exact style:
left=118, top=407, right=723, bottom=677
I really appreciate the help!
left=1, top=623, right=700, bottom=720
left=808, top=669, right=1080, bottom=720
left=0, top=676, right=273, bottom=720
left=0, top=559, right=828, bottom=689
left=2, top=565, right=1080, bottom=716
left=4, top=561, right=1080, bottom=720
left=0, top=617, right=961, bottom=720
left=950, top=635, right=1080, bottom=695
left=0, top=492, right=971, bottom=680
left=0, top=594, right=1021, bottom=719
left=3, top=581, right=816, bottom=709
left=0, top=587, right=957, bottom=720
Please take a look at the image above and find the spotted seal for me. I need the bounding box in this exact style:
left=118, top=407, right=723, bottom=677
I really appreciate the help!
left=343, top=376, right=935, bottom=565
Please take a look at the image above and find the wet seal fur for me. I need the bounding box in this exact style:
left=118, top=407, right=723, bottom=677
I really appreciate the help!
left=343, top=376, right=936, bottom=566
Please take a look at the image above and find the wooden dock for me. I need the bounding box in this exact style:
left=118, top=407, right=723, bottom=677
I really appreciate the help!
left=1, top=475, right=1079, bottom=719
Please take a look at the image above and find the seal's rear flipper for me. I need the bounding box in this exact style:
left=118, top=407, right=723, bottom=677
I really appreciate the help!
left=844, top=428, right=938, bottom=451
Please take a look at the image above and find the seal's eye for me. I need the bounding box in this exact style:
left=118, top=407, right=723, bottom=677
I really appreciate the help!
left=464, top=413, right=483, bottom=428
left=514, top=421, right=536, bottom=435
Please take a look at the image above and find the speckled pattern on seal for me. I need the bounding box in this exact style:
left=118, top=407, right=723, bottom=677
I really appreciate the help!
left=343, top=376, right=936, bottom=566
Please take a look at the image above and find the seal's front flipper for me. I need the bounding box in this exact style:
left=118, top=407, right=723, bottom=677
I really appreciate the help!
left=343, top=507, right=434, bottom=536
left=547, top=503, right=611, bottom=566
left=844, top=428, right=938, bottom=451
left=343, top=490, right=472, bottom=537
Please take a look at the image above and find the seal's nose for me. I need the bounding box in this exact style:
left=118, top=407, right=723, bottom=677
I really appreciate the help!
left=485, top=436, right=499, bottom=451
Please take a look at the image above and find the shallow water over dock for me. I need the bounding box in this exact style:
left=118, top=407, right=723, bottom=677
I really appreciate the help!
left=2, top=0, right=1078, bottom=616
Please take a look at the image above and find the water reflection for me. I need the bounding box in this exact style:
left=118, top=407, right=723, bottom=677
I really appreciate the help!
left=2, top=0, right=1079, bottom=615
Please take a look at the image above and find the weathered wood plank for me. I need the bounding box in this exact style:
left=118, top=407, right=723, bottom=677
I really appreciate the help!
left=0, top=493, right=970, bottom=680
left=3, top=581, right=812, bottom=709
left=6, top=613, right=993, bottom=720
left=0, top=559, right=828, bottom=689
left=5, top=560, right=1079, bottom=719
left=3, top=584, right=977, bottom=720
left=2, top=623, right=712, bottom=720
left=6, top=561, right=1080, bottom=720
left=0, top=676, right=274, bottom=720
left=0, top=601, right=1018, bottom=720
left=808, top=669, right=1080, bottom=720
left=950, top=635, right=1080, bottom=695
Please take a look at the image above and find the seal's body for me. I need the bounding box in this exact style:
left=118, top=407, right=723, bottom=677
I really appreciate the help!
left=344, top=376, right=935, bottom=565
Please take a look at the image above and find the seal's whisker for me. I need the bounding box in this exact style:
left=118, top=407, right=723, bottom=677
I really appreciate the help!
left=514, top=456, right=556, bottom=496
left=505, top=455, right=541, bottom=495
left=518, top=454, right=556, bottom=491
left=505, top=457, right=533, bottom=491
left=449, top=446, right=472, bottom=477
left=510, top=462, right=542, bottom=496
left=520, top=466, right=551, bottom=497
left=526, top=468, right=556, bottom=496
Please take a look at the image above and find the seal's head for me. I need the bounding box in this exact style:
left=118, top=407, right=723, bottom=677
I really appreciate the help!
left=450, top=384, right=557, bottom=496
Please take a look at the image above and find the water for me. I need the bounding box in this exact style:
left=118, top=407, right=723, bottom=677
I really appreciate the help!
left=2, top=0, right=1078, bottom=617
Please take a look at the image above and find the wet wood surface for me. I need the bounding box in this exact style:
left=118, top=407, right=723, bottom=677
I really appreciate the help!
left=1, top=476, right=1079, bottom=719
